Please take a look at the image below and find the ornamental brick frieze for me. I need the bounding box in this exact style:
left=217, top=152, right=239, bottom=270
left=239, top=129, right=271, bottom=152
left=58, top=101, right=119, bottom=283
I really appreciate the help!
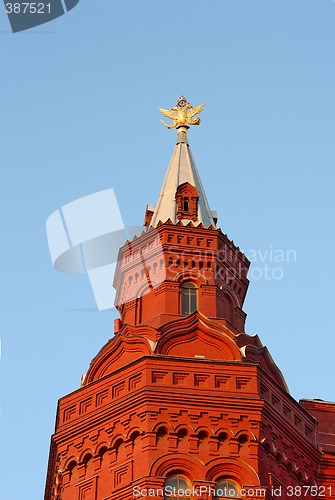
left=58, top=358, right=271, bottom=437
left=54, top=392, right=265, bottom=492
left=257, top=373, right=318, bottom=443
left=259, top=424, right=321, bottom=486
left=57, top=423, right=264, bottom=496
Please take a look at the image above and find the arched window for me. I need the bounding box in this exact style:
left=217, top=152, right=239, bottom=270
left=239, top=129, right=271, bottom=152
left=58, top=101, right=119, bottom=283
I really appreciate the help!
left=215, top=479, right=241, bottom=499
left=164, top=475, right=192, bottom=500
left=181, top=282, right=197, bottom=315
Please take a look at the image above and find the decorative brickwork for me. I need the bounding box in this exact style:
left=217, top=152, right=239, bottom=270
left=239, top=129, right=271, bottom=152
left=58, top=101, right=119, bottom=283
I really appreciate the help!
left=45, top=128, right=335, bottom=500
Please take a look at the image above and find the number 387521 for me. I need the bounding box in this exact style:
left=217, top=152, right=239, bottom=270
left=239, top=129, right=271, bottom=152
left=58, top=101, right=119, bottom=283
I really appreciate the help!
left=6, top=3, right=51, bottom=14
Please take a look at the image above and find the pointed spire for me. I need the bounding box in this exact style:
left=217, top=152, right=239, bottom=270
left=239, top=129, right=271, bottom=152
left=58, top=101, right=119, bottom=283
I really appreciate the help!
left=146, top=97, right=217, bottom=229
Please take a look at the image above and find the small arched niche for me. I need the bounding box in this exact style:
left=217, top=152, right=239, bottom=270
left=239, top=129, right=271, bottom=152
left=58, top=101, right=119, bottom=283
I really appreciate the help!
left=175, top=182, right=199, bottom=222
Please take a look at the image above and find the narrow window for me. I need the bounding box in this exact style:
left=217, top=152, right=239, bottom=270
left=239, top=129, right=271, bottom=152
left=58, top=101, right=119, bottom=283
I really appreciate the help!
left=181, top=282, right=197, bottom=315
left=183, top=197, right=189, bottom=212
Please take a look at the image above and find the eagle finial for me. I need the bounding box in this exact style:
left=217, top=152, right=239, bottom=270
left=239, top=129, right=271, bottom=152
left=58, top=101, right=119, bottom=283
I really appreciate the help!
left=159, top=97, right=205, bottom=142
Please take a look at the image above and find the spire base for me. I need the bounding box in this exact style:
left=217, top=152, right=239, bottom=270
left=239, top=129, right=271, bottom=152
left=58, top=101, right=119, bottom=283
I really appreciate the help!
left=176, top=126, right=189, bottom=144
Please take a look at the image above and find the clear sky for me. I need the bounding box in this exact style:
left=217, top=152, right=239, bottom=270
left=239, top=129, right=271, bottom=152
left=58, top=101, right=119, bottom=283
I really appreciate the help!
left=1, top=1, right=335, bottom=498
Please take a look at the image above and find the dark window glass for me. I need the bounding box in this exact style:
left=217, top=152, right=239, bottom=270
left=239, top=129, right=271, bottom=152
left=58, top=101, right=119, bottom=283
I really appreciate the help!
left=181, top=282, right=197, bottom=315
left=183, top=197, right=189, bottom=212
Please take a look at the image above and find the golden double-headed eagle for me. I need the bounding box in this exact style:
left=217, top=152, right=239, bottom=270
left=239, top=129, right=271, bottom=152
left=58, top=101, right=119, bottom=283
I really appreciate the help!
left=159, top=96, right=205, bottom=129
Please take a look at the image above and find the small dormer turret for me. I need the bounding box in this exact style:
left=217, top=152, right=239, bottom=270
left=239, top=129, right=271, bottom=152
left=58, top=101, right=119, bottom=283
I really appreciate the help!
left=176, top=182, right=198, bottom=222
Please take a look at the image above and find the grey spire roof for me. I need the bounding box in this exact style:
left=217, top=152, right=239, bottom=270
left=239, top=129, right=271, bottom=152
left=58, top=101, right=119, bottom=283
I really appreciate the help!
left=149, top=134, right=217, bottom=228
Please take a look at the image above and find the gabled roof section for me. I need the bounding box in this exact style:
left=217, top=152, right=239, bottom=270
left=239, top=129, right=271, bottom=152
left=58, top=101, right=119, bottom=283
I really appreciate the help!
left=149, top=136, right=217, bottom=228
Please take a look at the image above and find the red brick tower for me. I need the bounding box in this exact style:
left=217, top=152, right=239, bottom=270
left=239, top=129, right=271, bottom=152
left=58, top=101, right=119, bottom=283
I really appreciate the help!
left=45, top=98, right=335, bottom=500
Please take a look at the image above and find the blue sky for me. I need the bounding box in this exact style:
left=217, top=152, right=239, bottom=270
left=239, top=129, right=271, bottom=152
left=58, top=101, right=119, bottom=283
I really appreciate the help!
left=1, top=1, right=335, bottom=498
